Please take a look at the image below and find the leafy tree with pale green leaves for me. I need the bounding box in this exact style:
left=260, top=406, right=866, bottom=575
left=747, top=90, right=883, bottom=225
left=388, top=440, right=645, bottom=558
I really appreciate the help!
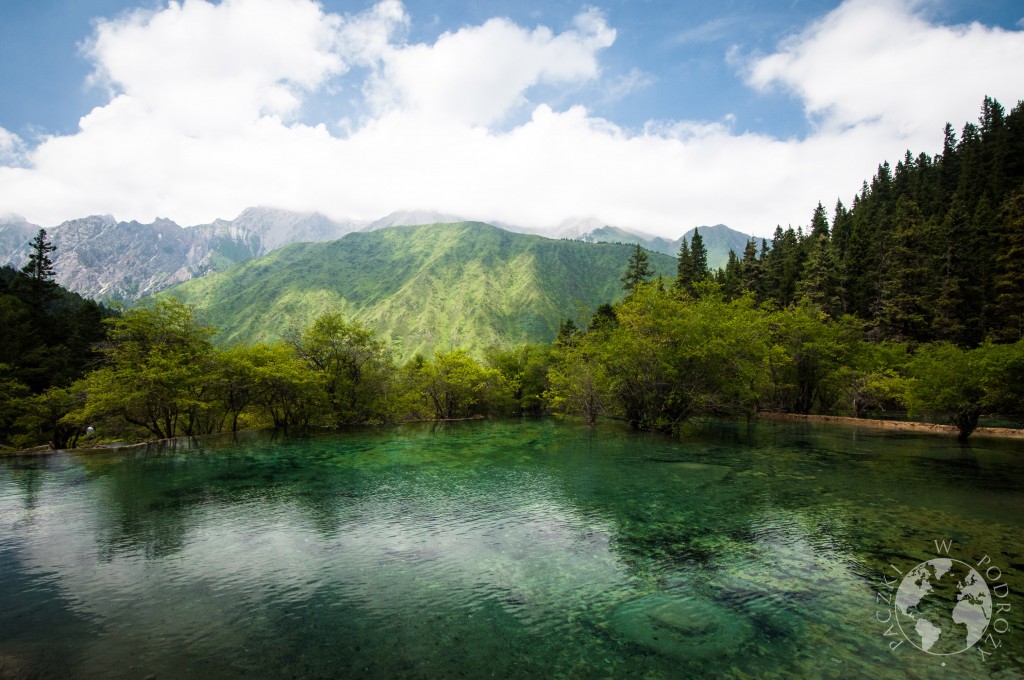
left=598, top=286, right=769, bottom=431
left=15, top=386, right=84, bottom=450
left=976, top=340, right=1024, bottom=420
left=291, top=312, right=396, bottom=426
left=411, top=349, right=510, bottom=419
left=215, top=343, right=319, bottom=432
left=485, top=344, right=554, bottom=416
left=545, top=338, right=613, bottom=426
left=826, top=340, right=909, bottom=418
left=251, top=343, right=323, bottom=428
left=903, top=341, right=1024, bottom=440
left=68, top=298, right=218, bottom=439
left=905, top=343, right=986, bottom=440
left=0, top=363, right=29, bottom=446
left=763, top=300, right=860, bottom=414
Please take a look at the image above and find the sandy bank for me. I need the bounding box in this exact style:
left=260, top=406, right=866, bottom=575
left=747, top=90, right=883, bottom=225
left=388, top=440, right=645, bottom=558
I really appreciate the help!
left=758, top=412, right=1024, bottom=440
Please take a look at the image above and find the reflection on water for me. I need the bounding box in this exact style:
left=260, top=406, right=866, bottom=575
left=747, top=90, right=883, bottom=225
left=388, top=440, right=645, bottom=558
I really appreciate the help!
left=0, top=419, right=1021, bottom=678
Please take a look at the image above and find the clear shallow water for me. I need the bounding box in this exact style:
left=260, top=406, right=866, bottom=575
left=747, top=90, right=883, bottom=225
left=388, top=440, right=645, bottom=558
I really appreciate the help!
left=1, top=418, right=1022, bottom=679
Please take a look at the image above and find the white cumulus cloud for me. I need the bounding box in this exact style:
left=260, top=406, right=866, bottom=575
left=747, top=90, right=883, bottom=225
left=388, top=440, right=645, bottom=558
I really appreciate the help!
left=84, top=0, right=359, bottom=135
left=367, top=7, right=614, bottom=126
left=0, top=0, right=1022, bottom=237
left=745, top=0, right=1024, bottom=138
left=0, top=127, right=27, bottom=167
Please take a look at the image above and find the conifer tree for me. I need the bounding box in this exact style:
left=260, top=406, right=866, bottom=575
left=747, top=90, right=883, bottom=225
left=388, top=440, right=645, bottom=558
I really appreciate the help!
left=587, top=304, right=618, bottom=334
left=674, top=238, right=693, bottom=292
left=979, top=96, right=1008, bottom=203
left=875, top=198, right=935, bottom=341
left=1005, top=101, right=1024, bottom=184
left=991, top=186, right=1024, bottom=342
left=740, top=239, right=762, bottom=299
left=762, top=226, right=786, bottom=304
left=621, top=244, right=653, bottom=293
left=21, top=229, right=57, bottom=304
left=690, top=228, right=709, bottom=282
left=957, top=121, right=984, bottom=210
left=844, top=185, right=890, bottom=319
left=932, top=197, right=970, bottom=342
left=722, top=250, right=742, bottom=299
left=675, top=230, right=709, bottom=297
left=770, top=227, right=804, bottom=307
left=940, top=122, right=959, bottom=199
left=972, top=194, right=999, bottom=341
left=555, top=318, right=580, bottom=347
left=809, top=202, right=830, bottom=240
left=795, top=234, right=842, bottom=317
left=830, top=200, right=853, bottom=312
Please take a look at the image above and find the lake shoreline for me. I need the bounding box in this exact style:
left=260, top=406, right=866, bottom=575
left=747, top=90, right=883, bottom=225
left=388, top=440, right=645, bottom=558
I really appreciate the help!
left=757, top=411, right=1024, bottom=440
left=0, top=416, right=493, bottom=457
left=6, top=411, right=1024, bottom=457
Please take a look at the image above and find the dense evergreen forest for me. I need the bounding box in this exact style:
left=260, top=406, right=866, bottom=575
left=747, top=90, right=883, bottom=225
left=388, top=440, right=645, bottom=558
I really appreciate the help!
left=705, top=95, right=1024, bottom=347
left=1, top=97, right=1022, bottom=450
left=0, top=230, right=112, bottom=448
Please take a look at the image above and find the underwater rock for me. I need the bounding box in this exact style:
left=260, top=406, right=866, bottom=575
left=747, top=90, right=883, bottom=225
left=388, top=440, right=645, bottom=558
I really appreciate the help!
left=657, top=461, right=733, bottom=485
left=608, top=594, right=754, bottom=659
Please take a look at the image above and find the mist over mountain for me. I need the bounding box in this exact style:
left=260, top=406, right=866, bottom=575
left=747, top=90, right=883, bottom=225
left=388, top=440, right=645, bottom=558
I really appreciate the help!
left=564, top=222, right=761, bottom=269
left=576, top=225, right=677, bottom=255
left=200, top=207, right=362, bottom=253
left=361, top=210, right=468, bottom=232
left=0, top=215, right=38, bottom=264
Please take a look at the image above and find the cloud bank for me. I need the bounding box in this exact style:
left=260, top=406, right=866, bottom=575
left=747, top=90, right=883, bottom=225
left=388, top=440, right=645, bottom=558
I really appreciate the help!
left=0, top=0, right=1022, bottom=237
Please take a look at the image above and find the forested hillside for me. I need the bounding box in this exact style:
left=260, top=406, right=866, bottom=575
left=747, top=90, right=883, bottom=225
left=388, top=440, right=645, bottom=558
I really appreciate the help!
left=164, top=222, right=677, bottom=357
left=713, top=96, right=1024, bottom=346
left=0, top=253, right=112, bottom=447
left=3, top=98, right=1023, bottom=451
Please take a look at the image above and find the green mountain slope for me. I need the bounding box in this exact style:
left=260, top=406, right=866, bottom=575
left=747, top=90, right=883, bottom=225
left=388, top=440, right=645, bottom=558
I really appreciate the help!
left=678, top=225, right=761, bottom=269
left=162, top=222, right=676, bottom=357
left=577, top=223, right=762, bottom=269
left=578, top=226, right=678, bottom=256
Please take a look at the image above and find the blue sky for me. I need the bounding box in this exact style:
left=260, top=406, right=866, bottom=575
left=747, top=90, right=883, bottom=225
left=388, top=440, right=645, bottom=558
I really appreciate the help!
left=1, top=0, right=1022, bottom=237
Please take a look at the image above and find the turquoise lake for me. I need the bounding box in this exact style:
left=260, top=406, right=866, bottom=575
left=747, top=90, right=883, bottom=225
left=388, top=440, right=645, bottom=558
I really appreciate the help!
left=1, top=418, right=1022, bottom=678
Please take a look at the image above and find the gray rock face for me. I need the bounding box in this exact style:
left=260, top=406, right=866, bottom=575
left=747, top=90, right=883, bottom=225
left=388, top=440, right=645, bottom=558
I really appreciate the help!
left=0, top=207, right=362, bottom=302
left=0, top=215, right=41, bottom=264
left=51, top=216, right=207, bottom=300
left=198, top=207, right=361, bottom=254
